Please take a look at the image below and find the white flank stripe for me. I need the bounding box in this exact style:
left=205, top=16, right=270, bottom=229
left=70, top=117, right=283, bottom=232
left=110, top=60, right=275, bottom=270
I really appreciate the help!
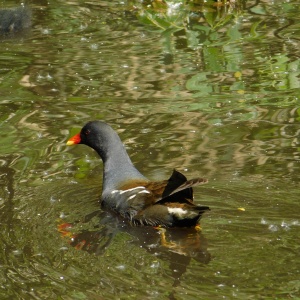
left=128, top=195, right=136, bottom=200
left=111, top=186, right=145, bottom=195
left=138, top=190, right=150, bottom=194
left=119, top=186, right=145, bottom=194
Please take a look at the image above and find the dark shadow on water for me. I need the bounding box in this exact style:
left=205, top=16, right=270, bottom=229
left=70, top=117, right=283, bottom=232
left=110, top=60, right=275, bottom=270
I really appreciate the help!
left=0, top=6, right=31, bottom=39
left=58, top=209, right=211, bottom=288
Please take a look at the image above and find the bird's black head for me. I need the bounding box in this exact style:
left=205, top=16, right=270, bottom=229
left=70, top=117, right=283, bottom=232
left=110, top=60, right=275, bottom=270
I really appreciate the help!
left=67, top=120, right=123, bottom=162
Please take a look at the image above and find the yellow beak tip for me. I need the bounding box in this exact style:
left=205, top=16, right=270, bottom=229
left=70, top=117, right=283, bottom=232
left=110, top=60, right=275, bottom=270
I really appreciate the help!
left=66, top=140, right=75, bottom=146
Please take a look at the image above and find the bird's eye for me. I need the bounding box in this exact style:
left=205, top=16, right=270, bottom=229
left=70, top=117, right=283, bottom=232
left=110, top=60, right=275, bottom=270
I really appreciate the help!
left=85, top=129, right=91, bottom=135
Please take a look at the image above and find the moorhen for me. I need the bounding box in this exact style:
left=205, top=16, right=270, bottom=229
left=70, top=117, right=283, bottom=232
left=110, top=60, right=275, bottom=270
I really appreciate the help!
left=66, top=121, right=209, bottom=227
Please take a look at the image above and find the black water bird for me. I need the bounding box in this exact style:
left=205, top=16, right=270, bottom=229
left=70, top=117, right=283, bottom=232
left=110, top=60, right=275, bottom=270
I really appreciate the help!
left=67, top=121, right=209, bottom=227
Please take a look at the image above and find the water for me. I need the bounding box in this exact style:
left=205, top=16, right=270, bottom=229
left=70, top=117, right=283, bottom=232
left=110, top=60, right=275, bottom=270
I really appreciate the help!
left=0, top=0, right=300, bottom=298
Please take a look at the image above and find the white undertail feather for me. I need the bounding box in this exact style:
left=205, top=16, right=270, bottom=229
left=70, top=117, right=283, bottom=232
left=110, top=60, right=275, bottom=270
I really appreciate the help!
left=167, top=207, right=188, bottom=219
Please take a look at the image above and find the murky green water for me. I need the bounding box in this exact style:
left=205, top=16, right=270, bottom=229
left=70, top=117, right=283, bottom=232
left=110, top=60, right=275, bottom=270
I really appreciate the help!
left=0, top=0, right=300, bottom=299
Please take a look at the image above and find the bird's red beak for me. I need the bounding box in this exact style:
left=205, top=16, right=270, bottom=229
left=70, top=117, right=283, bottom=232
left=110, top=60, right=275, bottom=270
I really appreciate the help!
left=66, top=133, right=81, bottom=146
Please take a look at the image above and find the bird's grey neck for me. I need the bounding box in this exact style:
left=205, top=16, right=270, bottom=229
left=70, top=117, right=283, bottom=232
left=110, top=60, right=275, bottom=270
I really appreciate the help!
left=100, top=143, right=147, bottom=194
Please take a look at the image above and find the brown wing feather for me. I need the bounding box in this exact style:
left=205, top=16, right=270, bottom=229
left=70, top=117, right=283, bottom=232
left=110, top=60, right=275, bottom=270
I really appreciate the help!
left=144, top=169, right=208, bottom=204
left=166, top=177, right=208, bottom=198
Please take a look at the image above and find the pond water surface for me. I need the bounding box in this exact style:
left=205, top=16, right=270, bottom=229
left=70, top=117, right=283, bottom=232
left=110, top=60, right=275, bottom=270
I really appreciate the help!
left=1, top=0, right=300, bottom=299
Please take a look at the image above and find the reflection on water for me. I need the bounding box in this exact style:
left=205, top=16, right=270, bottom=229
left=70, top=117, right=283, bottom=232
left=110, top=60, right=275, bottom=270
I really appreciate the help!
left=0, top=0, right=300, bottom=298
left=58, top=209, right=211, bottom=285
